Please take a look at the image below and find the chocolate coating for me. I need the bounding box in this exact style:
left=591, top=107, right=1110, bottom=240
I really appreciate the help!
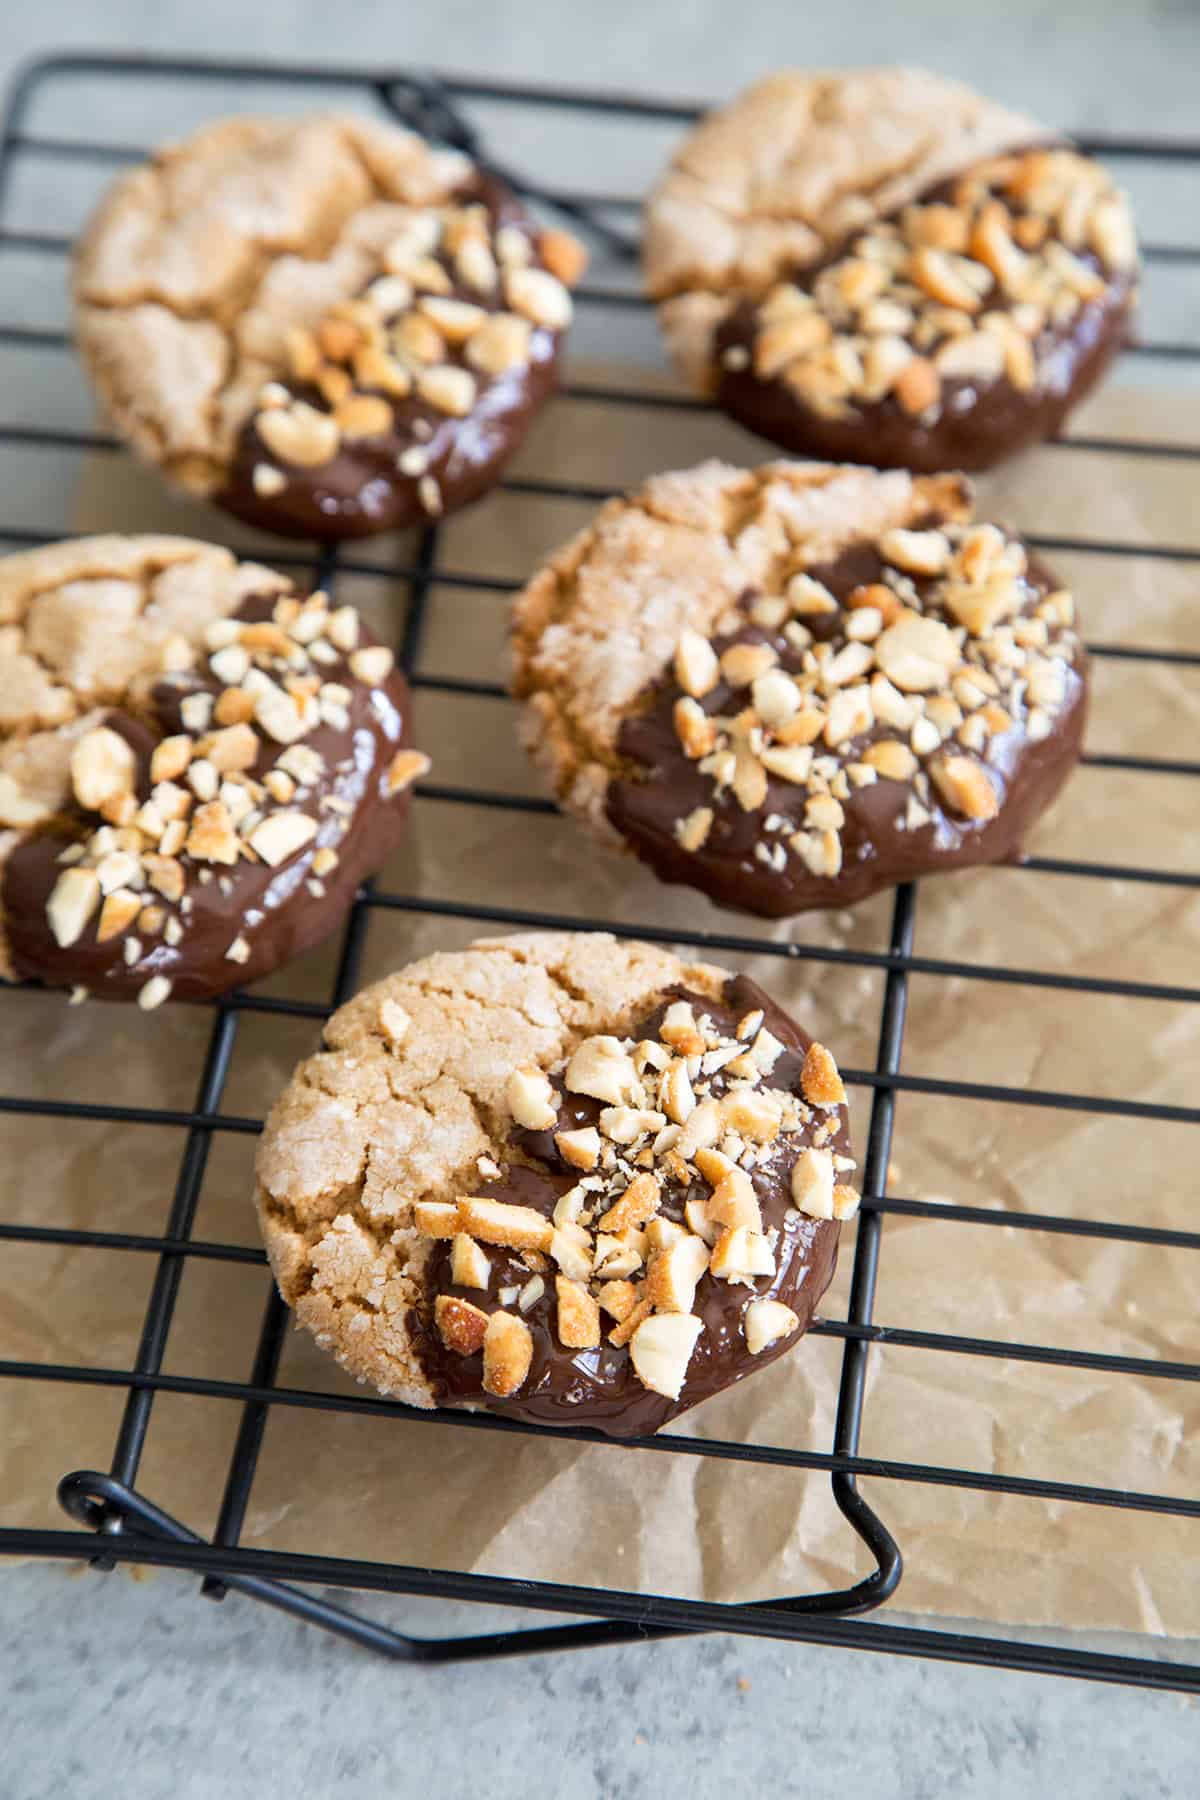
left=218, top=179, right=563, bottom=541
left=410, top=975, right=845, bottom=1436
left=3, top=595, right=414, bottom=1001
left=606, top=545, right=1087, bottom=918
left=715, top=156, right=1136, bottom=473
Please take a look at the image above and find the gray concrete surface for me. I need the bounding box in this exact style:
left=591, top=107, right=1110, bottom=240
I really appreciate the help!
left=4, top=1562, right=1199, bottom=1800
left=3, top=4, right=1200, bottom=1796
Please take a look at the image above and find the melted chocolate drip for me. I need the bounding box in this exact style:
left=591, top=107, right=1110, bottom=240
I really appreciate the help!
left=605, top=544, right=1087, bottom=918
left=410, top=976, right=846, bottom=1436
left=3, top=594, right=414, bottom=1001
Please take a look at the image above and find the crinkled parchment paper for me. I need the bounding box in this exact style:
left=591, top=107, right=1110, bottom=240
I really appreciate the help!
left=2, top=363, right=1197, bottom=1639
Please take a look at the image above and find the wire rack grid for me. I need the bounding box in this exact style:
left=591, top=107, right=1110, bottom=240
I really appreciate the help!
left=0, top=50, right=1198, bottom=1685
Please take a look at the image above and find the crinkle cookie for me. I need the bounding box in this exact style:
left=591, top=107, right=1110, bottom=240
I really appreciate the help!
left=73, top=115, right=585, bottom=539
left=511, top=460, right=1086, bottom=918
left=0, top=535, right=426, bottom=1004
left=255, top=931, right=856, bottom=1435
left=644, top=70, right=1137, bottom=470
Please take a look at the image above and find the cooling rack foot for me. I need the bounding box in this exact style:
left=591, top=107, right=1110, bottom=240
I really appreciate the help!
left=54, top=1470, right=681, bottom=1661
left=54, top=1468, right=901, bottom=1662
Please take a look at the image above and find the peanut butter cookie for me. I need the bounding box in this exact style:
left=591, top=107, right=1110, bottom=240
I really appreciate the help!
left=644, top=70, right=1136, bottom=470
left=74, top=115, right=585, bottom=538
left=254, top=930, right=856, bottom=1434
left=511, top=460, right=1087, bottom=917
left=0, top=535, right=425, bottom=1003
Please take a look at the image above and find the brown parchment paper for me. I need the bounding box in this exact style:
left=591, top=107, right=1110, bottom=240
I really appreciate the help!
left=2, top=363, right=1198, bottom=1640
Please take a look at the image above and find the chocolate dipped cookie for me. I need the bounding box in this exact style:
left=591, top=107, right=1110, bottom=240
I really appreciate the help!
left=73, top=115, right=585, bottom=538
left=511, top=460, right=1086, bottom=918
left=255, top=930, right=857, bottom=1435
left=644, top=70, right=1137, bottom=470
left=0, top=535, right=427, bottom=1005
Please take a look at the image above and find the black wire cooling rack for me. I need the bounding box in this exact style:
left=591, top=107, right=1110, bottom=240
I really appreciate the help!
left=1, top=50, right=1198, bottom=1687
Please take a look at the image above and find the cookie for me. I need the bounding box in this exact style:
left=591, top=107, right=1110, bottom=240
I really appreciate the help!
left=0, top=535, right=427, bottom=1004
left=644, top=70, right=1137, bottom=470
left=73, top=115, right=586, bottom=539
left=255, top=930, right=856, bottom=1435
left=511, top=460, right=1087, bottom=918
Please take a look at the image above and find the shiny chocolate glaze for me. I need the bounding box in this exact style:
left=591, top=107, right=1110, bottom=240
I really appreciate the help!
left=217, top=178, right=564, bottom=541
left=714, top=158, right=1136, bottom=473
left=3, top=595, right=415, bottom=1001
left=410, top=976, right=846, bottom=1436
left=606, top=543, right=1087, bottom=919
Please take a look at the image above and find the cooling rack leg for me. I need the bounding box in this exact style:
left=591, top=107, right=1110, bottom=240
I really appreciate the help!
left=38, top=1466, right=1200, bottom=1687
left=802, top=883, right=916, bottom=1615
left=54, top=1464, right=905, bottom=1665
left=57, top=1464, right=905, bottom=1664
left=56, top=1469, right=683, bottom=1661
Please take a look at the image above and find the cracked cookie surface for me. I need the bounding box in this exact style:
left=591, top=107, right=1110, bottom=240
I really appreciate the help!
left=0, top=534, right=425, bottom=1003
left=644, top=70, right=1136, bottom=468
left=74, top=114, right=584, bottom=538
left=510, top=459, right=1087, bottom=917
left=254, top=930, right=855, bottom=1434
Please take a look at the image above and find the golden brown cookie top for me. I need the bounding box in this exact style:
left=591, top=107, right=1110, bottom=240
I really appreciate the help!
left=254, top=930, right=854, bottom=1429
left=74, top=116, right=474, bottom=488
left=645, top=69, right=1042, bottom=299
left=643, top=68, right=1047, bottom=388
left=256, top=931, right=728, bottom=1406
left=75, top=116, right=473, bottom=310
left=0, top=534, right=423, bottom=1003
left=73, top=113, right=583, bottom=523
left=0, top=535, right=283, bottom=824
